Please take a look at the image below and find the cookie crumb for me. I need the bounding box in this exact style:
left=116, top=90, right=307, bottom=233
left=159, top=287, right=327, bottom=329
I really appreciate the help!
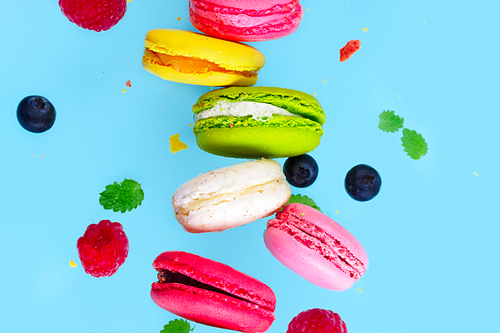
left=473, top=171, right=479, bottom=177
left=362, top=27, right=369, bottom=32
left=323, top=78, right=327, bottom=84
left=69, top=260, right=77, bottom=268
left=122, top=88, right=126, bottom=93
left=177, top=17, right=181, bottom=21
left=307, top=8, right=310, bottom=12
left=169, top=133, right=188, bottom=154
left=358, top=288, right=363, bottom=292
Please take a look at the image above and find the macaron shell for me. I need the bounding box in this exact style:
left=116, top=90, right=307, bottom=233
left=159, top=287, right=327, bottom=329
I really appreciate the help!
left=143, top=29, right=265, bottom=72
left=189, top=0, right=303, bottom=42
left=195, top=126, right=321, bottom=158
left=151, top=284, right=275, bottom=333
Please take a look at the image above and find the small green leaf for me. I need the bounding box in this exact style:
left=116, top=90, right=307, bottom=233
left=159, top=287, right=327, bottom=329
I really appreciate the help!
left=288, top=194, right=321, bottom=212
left=378, top=110, right=404, bottom=133
left=99, top=179, right=144, bottom=213
left=401, top=128, right=428, bottom=160
left=160, top=319, right=194, bottom=333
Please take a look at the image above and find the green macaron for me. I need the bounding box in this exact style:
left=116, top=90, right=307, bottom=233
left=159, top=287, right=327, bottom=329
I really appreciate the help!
left=192, top=87, right=326, bottom=158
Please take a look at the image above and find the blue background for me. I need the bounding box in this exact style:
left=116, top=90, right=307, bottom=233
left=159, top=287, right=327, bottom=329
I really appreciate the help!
left=1, top=0, right=499, bottom=332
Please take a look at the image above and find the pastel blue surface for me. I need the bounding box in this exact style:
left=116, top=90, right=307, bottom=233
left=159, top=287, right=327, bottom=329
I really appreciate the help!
left=1, top=1, right=499, bottom=332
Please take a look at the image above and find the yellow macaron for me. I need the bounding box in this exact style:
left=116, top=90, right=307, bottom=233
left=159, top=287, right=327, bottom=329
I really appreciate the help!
left=142, top=29, right=265, bottom=86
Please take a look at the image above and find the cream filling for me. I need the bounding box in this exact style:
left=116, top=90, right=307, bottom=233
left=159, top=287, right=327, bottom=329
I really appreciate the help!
left=194, top=101, right=302, bottom=122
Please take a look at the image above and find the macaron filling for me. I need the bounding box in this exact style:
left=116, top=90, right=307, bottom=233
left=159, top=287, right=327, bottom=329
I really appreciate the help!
left=143, top=49, right=258, bottom=76
left=268, top=214, right=366, bottom=279
left=156, top=269, right=251, bottom=303
left=194, top=101, right=303, bottom=122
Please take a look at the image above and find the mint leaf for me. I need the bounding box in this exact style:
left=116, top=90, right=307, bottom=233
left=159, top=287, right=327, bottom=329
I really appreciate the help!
left=378, top=110, right=404, bottom=133
left=99, top=179, right=144, bottom=213
left=401, top=128, right=428, bottom=160
left=160, top=319, right=194, bottom=333
left=288, top=194, right=321, bottom=212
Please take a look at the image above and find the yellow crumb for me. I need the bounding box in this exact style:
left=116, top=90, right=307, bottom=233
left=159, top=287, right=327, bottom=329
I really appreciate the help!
left=423, top=20, right=426, bottom=23
left=307, top=8, right=310, bottom=12
left=313, top=92, right=317, bottom=96
left=358, top=288, right=363, bottom=292
left=69, top=260, right=77, bottom=268
left=323, top=78, right=327, bottom=84
left=473, top=171, right=479, bottom=177
left=122, top=88, right=126, bottom=93
left=177, top=17, right=181, bottom=21
left=169, top=133, right=188, bottom=154
left=127, top=0, right=132, bottom=2
left=398, top=95, right=401, bottom=98
left=189, top=123, right=193, bottom=127
left=335, top=210, right=338, bottom=214
left=362, top=27, right=369, bottom=32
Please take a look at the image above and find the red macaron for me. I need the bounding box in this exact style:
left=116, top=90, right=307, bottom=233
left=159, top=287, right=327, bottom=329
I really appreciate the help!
left=151, top=251, right=276, bottom=333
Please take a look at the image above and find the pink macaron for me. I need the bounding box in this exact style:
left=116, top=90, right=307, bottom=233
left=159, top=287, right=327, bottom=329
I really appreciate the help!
left=151, top=251, right=276, bottom=333
left=264, top=203, right=368, bottom=291
left=189, top=0, right=304, bottom=42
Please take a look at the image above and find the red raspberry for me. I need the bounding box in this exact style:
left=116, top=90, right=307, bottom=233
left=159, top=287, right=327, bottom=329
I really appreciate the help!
left=287, top=308, right=347, bottom=333
left=59, top=0, right=127, bottom=32
left=77, top=220, right=129, bottom=277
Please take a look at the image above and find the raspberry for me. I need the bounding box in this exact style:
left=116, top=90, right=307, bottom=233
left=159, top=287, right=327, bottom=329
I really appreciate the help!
left=77, top=220, right=129, bottom=277
left=287, top=308, right=347, bottom=333
left=59, top=0, right=127, bottom=32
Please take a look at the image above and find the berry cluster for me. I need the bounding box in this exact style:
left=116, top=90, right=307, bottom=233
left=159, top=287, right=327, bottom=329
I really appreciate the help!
left=77, top=220, right=129, bottom=277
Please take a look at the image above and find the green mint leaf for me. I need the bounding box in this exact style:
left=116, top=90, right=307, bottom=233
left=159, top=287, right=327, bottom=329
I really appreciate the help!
left=160, top=319, right=194, bottom=333
left=99, top=179, right=144, bottom=213
left=401, top=128, right=428, bottom=160
left=378, top=110, right=404, bottom=133
left=288, top=194, right=321, bottom=212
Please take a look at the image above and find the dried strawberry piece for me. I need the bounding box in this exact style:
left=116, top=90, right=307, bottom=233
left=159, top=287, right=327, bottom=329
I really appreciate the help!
left=77, top=220, right=129, bottom=277
left=287, top=308, right=347, bottom=333
left=340, top=39, right=361, bottom=62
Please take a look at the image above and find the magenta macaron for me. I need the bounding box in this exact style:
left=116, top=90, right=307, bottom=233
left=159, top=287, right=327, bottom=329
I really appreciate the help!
left=264, top=203, right=369, bottom=291
left=189, top=0, right=304, bottom=42
left=151, top=251, right=276, bottom=333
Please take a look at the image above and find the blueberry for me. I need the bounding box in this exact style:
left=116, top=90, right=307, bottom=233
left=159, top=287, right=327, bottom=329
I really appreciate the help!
left=17, top=96, right=56, bottom=133
left=283, top=154, right=319, bottom=188
left=345, top=164, right=381, bottom=201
